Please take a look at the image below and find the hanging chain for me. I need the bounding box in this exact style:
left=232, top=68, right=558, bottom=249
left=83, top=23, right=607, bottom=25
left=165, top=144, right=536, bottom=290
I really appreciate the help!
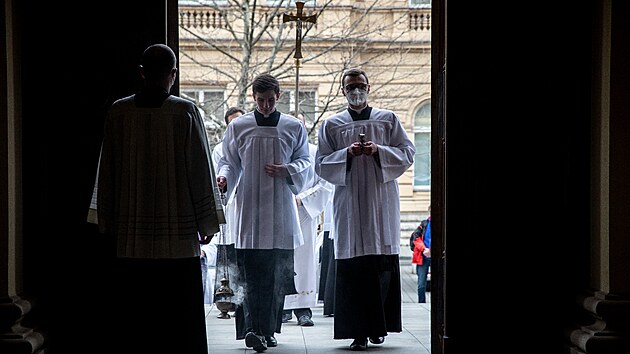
left=219, top=192, right=229, bottom=280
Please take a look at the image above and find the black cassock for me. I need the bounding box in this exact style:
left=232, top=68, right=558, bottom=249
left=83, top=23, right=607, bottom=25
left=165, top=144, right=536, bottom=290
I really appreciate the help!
left=104, top=257, right=208, bottom=354
left=318, top=231, right=336, bottom=316
left=333, top=254, right=402, bottom=339
left=234, top=249, right=297, bottom=339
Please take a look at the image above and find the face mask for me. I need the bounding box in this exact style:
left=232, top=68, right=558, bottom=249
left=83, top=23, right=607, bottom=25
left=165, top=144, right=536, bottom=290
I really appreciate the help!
left=346, top=88, right=368, bottom=106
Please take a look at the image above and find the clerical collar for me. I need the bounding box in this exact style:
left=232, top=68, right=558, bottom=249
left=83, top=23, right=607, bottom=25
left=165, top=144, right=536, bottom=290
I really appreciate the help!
left=348, top=106, right=372, bottom=121
left=254, top=109, right=281, bottom=126
left=135, top=86, right=170, bottom=108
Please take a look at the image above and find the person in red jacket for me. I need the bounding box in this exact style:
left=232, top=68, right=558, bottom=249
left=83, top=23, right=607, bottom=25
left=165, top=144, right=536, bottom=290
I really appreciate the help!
left=410, top=208, right=431, bottom=303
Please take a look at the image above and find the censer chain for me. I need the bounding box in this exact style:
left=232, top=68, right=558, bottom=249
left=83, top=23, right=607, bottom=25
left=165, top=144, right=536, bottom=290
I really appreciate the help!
left=219, top=192, right=229, bottom=280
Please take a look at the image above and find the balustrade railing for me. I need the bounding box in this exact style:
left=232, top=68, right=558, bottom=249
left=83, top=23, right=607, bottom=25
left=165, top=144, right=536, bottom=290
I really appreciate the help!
left=180, top=9, right=227, bottom=29
left=179, top=6, right=431, bottom=32
left=409, top=10, right=430, bottom=31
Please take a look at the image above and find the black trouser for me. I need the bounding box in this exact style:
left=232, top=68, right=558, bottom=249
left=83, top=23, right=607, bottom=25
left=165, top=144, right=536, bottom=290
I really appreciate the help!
left=234, top=248, right=296, bottom=338
left=283, top=307, right=312, bottom=318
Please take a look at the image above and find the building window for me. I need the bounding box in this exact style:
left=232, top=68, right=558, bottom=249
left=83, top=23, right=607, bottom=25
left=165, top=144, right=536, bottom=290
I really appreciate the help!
left=181, top=89, right=225, bottom=123
left=266, top=0, right=316, bottom=7
left=181, top=89, right=226, bottom=145
left=410, top=0, right=431, bottom=8
left=277, top=89, right=317, bottom=128
left=413, top=101, right=431, bottom=190
left=178, top=0, right=228, bottom=6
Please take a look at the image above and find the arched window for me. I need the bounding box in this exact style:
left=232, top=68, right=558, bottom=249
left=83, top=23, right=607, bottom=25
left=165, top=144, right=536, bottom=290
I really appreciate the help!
left=413, top=101, right=431, bottom=190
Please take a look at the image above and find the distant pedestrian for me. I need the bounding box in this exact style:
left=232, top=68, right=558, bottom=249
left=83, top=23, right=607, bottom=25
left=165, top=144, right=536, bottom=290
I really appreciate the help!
left=410, top=206, right=431, bottom=303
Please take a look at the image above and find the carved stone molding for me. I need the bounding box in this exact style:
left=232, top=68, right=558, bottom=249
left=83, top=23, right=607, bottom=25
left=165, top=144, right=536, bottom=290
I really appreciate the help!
left=567, top=291, right=630, bottom=354
left=0, top=296, right=46, bottom=354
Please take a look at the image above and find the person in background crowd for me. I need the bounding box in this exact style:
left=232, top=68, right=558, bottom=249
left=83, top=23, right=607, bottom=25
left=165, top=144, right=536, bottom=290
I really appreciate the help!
left=315, top=67, right=415, bottom=351
left=282, top=111, right=334, bottom=327
left=216, top=73, right=312, bottom=352
left=317, top=191, right=336, bottom=317
left=210, top=107, right=245, bottom=311
left=97, top=43, right=220, bottom=354
left=410, top=205, right=431, bottom=303
left=201, top=236, right=219, bottom=304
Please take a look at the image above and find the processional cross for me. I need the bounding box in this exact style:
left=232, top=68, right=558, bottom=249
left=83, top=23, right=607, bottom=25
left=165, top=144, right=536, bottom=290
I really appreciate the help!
left=283, top=1, right=317, bottom=115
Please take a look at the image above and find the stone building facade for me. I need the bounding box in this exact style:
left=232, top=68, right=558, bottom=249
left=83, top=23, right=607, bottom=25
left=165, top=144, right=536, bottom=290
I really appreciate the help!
left=178, top=0, right=432, bottom=239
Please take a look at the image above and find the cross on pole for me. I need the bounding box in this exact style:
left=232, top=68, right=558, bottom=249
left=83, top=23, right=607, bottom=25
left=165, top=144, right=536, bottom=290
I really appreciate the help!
left=283, top=1, right=317, bottom=60
left=283, top=1, right=317, bottom=115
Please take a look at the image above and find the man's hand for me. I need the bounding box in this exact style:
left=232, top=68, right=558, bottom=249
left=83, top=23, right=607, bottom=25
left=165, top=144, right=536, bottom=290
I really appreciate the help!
left=217, top=176, right=227, bottom=193
left=362, top=141, right=378, bottom=156
left=265, top=163, right=289, bottom=178
left=199, top=234, right=212, bottom=245
left=348, top=141, right=378, bottom=157
left=348, top=142, right=364, bottom=157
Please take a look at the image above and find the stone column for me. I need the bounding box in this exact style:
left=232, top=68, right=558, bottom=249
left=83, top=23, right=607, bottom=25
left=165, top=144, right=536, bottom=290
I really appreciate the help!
left=568, top=2, right=630, bottom=353
left=0, top=2, right=45, bottom=353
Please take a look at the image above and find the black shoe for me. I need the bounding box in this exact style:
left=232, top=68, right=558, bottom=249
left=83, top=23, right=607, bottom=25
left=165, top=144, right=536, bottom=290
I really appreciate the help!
left=369, top=336, right=385, bottom=345
left=265, top=336, right=277, bottom=347
left=297, top=315, right=314, bottom=326
left=350, top=338, right=368, bottom=351
left=245, top=332, right=267, bottom=352
left=282, top=312, right=292, bottom=323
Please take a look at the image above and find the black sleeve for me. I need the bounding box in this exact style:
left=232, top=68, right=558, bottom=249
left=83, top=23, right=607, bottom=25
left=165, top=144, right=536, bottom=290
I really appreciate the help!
left=409, top=227, right=422, bottom=251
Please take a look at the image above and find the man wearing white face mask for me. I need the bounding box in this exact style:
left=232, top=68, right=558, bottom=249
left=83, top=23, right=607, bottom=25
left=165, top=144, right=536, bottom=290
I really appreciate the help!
left=315, top=68, right=415, bottom=351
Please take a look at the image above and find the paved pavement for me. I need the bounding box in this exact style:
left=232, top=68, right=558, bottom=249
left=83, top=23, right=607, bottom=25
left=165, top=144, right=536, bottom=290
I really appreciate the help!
left=204, top=260, right=431, bottom=353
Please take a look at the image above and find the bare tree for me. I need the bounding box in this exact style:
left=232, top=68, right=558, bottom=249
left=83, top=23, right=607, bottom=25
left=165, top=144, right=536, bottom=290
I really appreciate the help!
left=178, top=0, right=431, bottom=145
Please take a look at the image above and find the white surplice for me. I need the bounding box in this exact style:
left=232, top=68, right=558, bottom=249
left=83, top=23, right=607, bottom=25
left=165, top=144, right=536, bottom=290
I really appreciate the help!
left=315, top=107, right=415, bottom=260
left=217, top=111, right=312, bottom=250
left=284, top=143, right=334, bottom=310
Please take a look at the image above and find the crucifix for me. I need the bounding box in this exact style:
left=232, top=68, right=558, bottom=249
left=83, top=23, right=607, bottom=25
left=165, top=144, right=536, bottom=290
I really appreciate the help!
left=283, top=1, right=317, bottom=115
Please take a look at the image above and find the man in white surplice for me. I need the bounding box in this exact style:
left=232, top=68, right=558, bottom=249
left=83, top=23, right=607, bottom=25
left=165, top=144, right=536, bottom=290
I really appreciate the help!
left=209, top=107, right=245, bottom=309
left=282, top=112, right=334, bottom=327
left=216, top=73, right=312, bottom=352
left=315, top=67, right=415, bottom=351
